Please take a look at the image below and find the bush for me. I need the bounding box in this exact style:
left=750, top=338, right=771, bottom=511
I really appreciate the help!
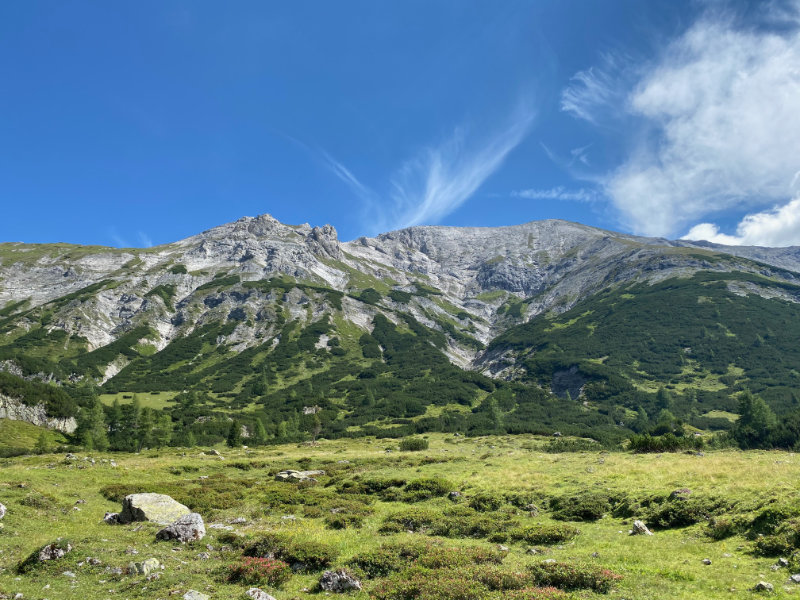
left=549, top=492, right=612, bottom=522
left=528, top=561, right=622, bottom=593
left=349, top=540, right=502, bottom=578
left=468, top=492, right=505, bottom=512
left=404, top=477, right=453, bottom=498
left=227, top=557, right=292, bottom=586
left=509, top=523, right=580, bottom=545
left=244, top=533, right=338, bottom=570
left=379, top=508, right=439, bottom=534
left=643, top=495, right=730, bottom=529
left=370, top=567, right=490, bottom=600
left=324, top=513, right=364, bottom=529
left=754, top=520, right=800, bottom=556
left=399, top=437, right=429, bottom=451
left=500, top=588, right=568, bottom=600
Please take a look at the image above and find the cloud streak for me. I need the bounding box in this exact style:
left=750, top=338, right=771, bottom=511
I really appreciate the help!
left=316, top=104, right=535, bottom=234
left=511, top=186, right=599, bottom=203
left=389, top=107, right=536, bottom=229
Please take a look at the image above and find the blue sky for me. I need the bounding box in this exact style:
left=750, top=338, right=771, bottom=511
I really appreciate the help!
left=2, top=1, right=800, bottom=247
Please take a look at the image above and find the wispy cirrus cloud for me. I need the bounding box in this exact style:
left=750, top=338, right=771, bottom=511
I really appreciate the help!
left=138, top=232, right=153, bottom=248
left=511, top=186, right=600, bottom=203
left=315, top=104, right=535, bottom=234
left=560, top=52, right=633, bottom=126
left=319, top=150, right=375, bottom=203
left=388, top=106, right=536, bottom=229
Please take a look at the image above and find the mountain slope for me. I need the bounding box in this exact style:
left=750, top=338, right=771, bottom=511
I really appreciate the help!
left=1, top=214, right=799, bottom=443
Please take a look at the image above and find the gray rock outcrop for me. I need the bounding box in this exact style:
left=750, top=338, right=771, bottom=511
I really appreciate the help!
left=119, top=493, right=191, bottom=525
left=319, top=569, right=362, bottom=592
left=183, top=591, right=210, bottom=600
left=275, top=469, right=325, bottom=483
left=127, top=557, right=161, bottom=576
left=0, top=394, right=77, bottom=433
left=38, top=541, right=72, bottom=562
left=155, top=513, right=205, bottom=543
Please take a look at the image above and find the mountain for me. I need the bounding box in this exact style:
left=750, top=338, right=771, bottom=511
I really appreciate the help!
left=1, top=214, right=800, bottom=446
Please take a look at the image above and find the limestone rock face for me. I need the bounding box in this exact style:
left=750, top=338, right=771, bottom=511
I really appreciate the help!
left=119, top=493, right=191, bottom=525
left=156, top=513, right=206, bottom=543
left=0, top=394, right=77, bottom=433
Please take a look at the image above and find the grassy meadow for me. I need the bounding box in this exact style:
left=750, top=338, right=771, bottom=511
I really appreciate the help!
left=1, top=434, right=799, bottom=599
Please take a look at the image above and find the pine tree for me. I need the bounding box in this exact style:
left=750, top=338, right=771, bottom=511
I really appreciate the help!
left=226, top=420, right=242, bottom=447
left=34, top=431, right=51, bottom=454
left=252, top=418, right=268, bottom=445
left=75, top=397, right=109, bottom=451
left=137, top=407, right=154, bottom=451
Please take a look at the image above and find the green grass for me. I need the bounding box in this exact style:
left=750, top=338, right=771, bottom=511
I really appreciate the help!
left=0, top=419, right=67, bottom=452
left=99, top=392, right=177, bottom=409
left=1, top=435, right=799, bottom=599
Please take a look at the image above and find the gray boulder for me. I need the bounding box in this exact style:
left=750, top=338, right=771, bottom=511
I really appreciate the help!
left=127, top=558, right=161, bottom=576
left=39, top=542, right=72, bottom=562
left=319, top=569, right=362, bottom=592
left=0, top=502, right=6, bottom=519
left=246, top=589, right=277, bottom=600
left=156, top=513, right=206, bottom=543
left=119, top=493, right=191, bottom=525
left=183, top=592, right=210, bottom=600
left=630, top=520, right=653, bottom=536
left=754, top=581, right=774, bottom=592
left=275, top=469, right=325, bottom=483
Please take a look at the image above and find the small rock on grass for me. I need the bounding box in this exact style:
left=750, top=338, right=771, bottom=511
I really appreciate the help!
left=0, top=502, right=6, bottom=519
left=319, top=569, right=362, bottom=592
left=630, top=520, right=653, bottom=536
left=754, top=581, right=774, bottom=592
left=246, top=589, right=277, bottom=600
left=183, top=591, right=210, bottom=600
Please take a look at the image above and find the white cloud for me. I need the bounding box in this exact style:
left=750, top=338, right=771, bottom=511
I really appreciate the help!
left=564, top=6, right=800, bottom=239
left=511, top=186, right=599, bottom=203
left=682, top=197, right=800, bottom=247
left=389, top=107, right=535, bottom=229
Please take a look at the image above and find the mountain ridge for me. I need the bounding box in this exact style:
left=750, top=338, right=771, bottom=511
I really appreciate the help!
left=2, top=214, right=800, bottom=445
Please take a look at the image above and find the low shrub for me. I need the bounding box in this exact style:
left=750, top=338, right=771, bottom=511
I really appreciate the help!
left=324, top=513, right=364, bottom=529
left=501, top=587, right=568, bottom=600
left=379, top=508, right=439, bottom=534
left=227, top=557, right=292, bottom=586
left=549, top=492, right=612, bottom=522
left=469, top=492, right=505, bottom=513
left=754, top=520, right=800, bottom=556
left=509, top=523, right=580, bottom=545
left=403, top=477, right=453, bottom=501
left=528, top=561, right=622, bottom=593
left=643, top=495, right=730, bottom=529
left=370, top=567, right=490, bottom=600
left=350, top=540, right=503, bottom=578
left=244, top=533, right=338, bottom=570
left=706, top=516, right=748, bottom=540
left=399, top=437, right=429, bottom=451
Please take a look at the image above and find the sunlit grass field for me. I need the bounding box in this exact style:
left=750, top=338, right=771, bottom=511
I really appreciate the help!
left=1, top=433, right=798, bottom=599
